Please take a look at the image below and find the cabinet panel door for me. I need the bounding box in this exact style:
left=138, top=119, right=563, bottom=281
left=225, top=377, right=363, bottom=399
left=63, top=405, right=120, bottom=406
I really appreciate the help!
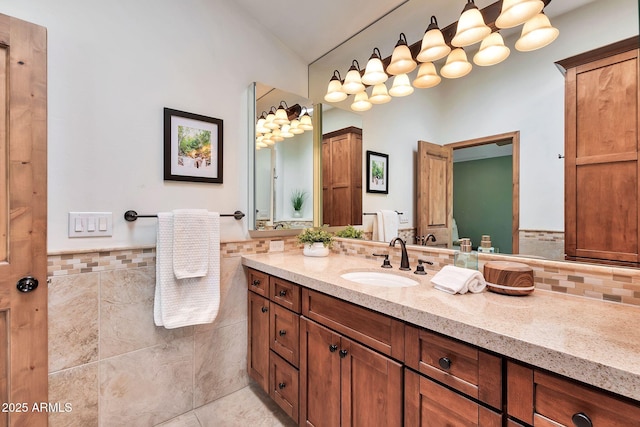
left=248, top=292, right=270, bottom=392
left=270, top=350, right=299, bottom=423
left=300, top=318, right=341, bottom=427
left=341, top=338, right=403, bottom=427
left=270, top=303, right=300, bottom=367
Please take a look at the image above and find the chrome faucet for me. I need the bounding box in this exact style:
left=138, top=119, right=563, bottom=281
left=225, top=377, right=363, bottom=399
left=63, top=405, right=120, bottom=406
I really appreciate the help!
left=389, top=237, right=410, bottom=271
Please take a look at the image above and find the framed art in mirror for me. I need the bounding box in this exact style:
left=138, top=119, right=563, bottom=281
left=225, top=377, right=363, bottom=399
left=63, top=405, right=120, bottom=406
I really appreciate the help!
left=366, top=150, right=388, bottom=194
left=164, top=107, right=223, bottom=183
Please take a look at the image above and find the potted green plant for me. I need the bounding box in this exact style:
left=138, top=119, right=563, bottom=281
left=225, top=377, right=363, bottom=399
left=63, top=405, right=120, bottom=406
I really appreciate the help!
left=335, top=225, right=364, bottom=239
left=297, top=227, right=334, bottom=257
left=290, top=189, right=307, bottom=218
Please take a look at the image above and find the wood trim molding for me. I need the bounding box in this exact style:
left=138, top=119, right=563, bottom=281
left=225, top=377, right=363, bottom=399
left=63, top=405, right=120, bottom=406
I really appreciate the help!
left=322, top=126, right=362, bottom=139
left=555, top=36, right=640, bottom=74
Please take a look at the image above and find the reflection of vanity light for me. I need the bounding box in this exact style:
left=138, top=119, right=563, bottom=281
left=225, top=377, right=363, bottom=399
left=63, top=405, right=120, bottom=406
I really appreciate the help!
left=351, top=90, right=372, bottom=111
left=413, top=62, right=441, bottom=89
left=451, top=0, right=492, bottom=47
left=280, top=124, right=294, bottom=138
left=298, top=110, right=313, bottom=130
left=271, top=129, right=284, bottom=142
left=496, top=0, right=544, bottom=29
left=369, top=83, right=391, bottom=104
left=473, top=32, right=510, bottom=66
left=290, top=119, right=304, bottom=134
left=389, top=73, right=414, bottom=97
left=441, top=48, right=472, bottom=79
left=515, top=13, right=559, bottom=52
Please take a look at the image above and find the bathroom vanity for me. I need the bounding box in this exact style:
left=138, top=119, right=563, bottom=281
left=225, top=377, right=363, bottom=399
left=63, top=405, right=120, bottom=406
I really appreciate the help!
left=244, top=253, right=640, bottom=426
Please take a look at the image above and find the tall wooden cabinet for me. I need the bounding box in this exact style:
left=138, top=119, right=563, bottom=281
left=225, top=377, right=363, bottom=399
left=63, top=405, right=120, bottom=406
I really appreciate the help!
left=559, top=37, right=640, bottom=265
left=322, top=127, right=362, bottom=227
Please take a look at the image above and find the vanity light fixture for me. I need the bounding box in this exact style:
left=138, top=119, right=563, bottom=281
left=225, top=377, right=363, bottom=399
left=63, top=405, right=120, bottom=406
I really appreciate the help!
left=256, top=112, right=269, bottom=134
left=274, top=101, right=290, bottom=125
left=324, top=70, right=348, bottom=102
left=440, top=48, right=473, bottom=78
left=416, top=16, right=451, bottom=63
left=496, top=0, right=544, bottom=29
left=362, top=48, right=388, bottom=86
left=387, top=33, right=417, bottom=75
left=473, top=32, right=510, bottom=66
left=369, top=82, right=392, bottom=104
left=515, top=12, right=559, bottom=51
left=298, top=107, right=313, bottom=131
left=271, top=128, right=284, bottom=142
left=289, top=119, right=304, bottom=134
left=264, top=107, right=279, bottom=130
left=388, top=73, right=414, bottom=97
left=343, top=60, right=366, bottom=94
left=451, top=0, right=492, bottom=47
left=351, top=90, right=373, bottom=111
left=413, top=62, right=441, bottom=89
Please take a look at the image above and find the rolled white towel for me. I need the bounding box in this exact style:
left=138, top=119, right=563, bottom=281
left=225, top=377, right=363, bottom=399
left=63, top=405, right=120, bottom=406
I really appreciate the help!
left=431, top=265, right=486, bottom=295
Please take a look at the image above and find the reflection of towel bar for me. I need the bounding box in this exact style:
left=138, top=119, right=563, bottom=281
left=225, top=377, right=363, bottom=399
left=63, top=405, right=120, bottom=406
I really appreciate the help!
left=124, top=210, right=245, bottom=222
left=363, top=211, right=403, bottom=215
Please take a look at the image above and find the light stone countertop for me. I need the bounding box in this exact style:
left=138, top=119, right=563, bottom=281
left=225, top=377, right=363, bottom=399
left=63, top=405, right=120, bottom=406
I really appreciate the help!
left=242, top=252, right=640, bottom=402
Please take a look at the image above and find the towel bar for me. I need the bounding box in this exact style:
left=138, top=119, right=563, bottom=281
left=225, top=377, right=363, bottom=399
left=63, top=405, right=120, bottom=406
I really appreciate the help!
left=363, top=211, right=403, bottom=215
left=124, top=210, right=245, bottom=222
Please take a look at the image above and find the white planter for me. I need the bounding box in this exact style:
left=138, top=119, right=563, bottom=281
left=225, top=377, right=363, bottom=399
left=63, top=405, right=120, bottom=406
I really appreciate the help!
left=303, top=242, right=330, bottom=257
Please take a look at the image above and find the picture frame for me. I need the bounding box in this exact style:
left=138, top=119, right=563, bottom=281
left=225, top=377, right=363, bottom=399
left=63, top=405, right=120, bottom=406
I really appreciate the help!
left=164, top=108, right=223, bottom=183
left=366, top=150, right=388, bottom=194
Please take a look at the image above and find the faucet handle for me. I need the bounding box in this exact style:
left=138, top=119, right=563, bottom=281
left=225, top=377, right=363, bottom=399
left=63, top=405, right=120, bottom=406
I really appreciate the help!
left=372, top=253, right=392, bottom=268
left=414, top=259, right=434, bottom=275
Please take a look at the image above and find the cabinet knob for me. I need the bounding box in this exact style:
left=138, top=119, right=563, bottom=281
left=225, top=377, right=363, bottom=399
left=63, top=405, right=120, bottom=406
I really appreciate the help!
left=329, top=344, right=338, bottom=353
left=252, top=279, right=261, bottom=287
left=339, top=349, right=348, bottom=358
left=278, top=382, right=286, bottom=390
left=279, top=329, right=287, bottom=336
left=261, top=306, right=268, bottom=313
left=571, top=412, right=592, bottom=427
left=438, top=357, right=452, bottom=370
left=279, top=290, right=287, bottom=297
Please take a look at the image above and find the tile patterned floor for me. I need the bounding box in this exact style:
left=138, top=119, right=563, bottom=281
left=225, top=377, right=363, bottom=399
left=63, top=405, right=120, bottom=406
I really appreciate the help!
left=156, top=383, right=297, bottom=427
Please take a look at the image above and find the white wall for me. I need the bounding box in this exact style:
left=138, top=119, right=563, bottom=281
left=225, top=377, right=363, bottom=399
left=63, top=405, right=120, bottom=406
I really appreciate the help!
left=311, top=0, right=638, bottom=232
left=0, top=0, right=308, bottom=252
left=275, top=131, right=314, bottom=220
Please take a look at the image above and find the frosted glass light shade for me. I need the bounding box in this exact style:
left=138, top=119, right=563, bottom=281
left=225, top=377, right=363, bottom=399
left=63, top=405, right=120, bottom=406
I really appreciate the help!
left=496, top=0, right=544, bottom=29
left=290, top=119, right=304, bottom=134
left=369, top=83, right=391, bottom=104
left=417, top=26, right=451, bottom=62
left=272, top=129, right=284, bottom=142
left=299, top=113, right=313, bottom=130
left=264, top=112, right=279, bottom=130
left=324, top=73, right=347, bottom=102
left=388, top=74, right=414, bottom=97
left=362, top=48, right=388, bottom=85
left=262, top=133, right=273, bottom=145
left=473, top=32, right=510, bottom=66
left=343, top=68, right=365, bottom=94
left=451, top=1, right=491, bottom=47
left=274, top=106, right=289, bottom=125
left=440, top=48, right=472, bottom=79
left=256, top=141, right=268, bottom=148
left=256, top=118, right=269, bottom=134
left=351, top=91, right=372, bottom=112
left=413, top=62, right=441, bottom=89
left=515, top=13, right=559, bottom=52
left=280, top=124, right=294, bottom=138
left=386, top=33, right=417, bottom=75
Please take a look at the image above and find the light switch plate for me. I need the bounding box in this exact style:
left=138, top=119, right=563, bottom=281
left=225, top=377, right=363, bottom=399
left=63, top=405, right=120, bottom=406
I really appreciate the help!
left=69, top=212, right=113, bottom=238
left=269, top=240, right=285, bottom=252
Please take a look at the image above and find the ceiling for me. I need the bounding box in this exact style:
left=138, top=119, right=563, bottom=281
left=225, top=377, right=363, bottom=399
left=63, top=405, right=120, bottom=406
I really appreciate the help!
left=233, top=0, right=597, bottom=65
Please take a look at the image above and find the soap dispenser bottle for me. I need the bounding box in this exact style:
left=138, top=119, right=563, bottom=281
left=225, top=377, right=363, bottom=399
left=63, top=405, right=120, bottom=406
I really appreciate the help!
left=454, top=238, right=478, bottom=270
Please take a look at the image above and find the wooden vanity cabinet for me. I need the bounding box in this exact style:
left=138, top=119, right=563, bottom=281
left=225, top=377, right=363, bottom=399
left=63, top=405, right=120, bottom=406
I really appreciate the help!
left=507, top=361, right=640, bottom=426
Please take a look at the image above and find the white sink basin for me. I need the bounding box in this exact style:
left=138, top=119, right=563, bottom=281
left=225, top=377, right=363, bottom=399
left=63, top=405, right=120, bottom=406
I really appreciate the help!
left=340, top=271, right=419, bottom=288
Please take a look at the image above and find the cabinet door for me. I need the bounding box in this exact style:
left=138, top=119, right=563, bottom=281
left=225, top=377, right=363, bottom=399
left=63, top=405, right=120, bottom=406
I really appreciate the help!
left=270, top=303, right=300, bottom=367
left=248, top=292, right=270, bottom=392
left=300, top=318, right=342, bottom=427
left=341, top=338, right=403, bottom=427
left=405, top=369, right=502, bottom=427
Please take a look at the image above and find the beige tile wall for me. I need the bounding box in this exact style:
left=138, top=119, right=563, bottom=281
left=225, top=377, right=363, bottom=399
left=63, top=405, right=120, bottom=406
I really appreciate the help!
left=47, top=235, right=640, bottom=425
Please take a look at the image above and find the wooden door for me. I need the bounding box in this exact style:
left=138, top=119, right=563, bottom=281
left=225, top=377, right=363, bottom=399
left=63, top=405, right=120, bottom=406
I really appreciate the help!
left=565, top=47, right=640, bottom=264
left=340, top=338, right=402, bottom=427
left=417, top=140, right=452, bottom=246
left=247, top=292, right=269, bottom=392
left=0, top=13, right=47, bottom=427
left=300, top=318, right=341, bottom=427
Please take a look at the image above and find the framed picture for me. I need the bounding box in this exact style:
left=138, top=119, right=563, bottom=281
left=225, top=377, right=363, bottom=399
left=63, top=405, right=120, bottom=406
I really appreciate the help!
left=164, top=108, right=223, bottom=183
left=366, top=150, right=388, bottom=194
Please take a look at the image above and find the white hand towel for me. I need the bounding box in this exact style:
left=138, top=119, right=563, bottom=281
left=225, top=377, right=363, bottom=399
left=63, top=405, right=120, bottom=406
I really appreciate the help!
left=380, top=210, right=399, bottom=243
left=173, top=209, right=210, bottom=279
left=155, top=212, right=221, bottom=329
left=431, top=265, right=487, bottom=295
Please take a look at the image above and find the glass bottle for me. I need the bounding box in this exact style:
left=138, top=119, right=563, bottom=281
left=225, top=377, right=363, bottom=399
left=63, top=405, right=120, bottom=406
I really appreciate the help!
left=454, top=238, right=478, bottom=270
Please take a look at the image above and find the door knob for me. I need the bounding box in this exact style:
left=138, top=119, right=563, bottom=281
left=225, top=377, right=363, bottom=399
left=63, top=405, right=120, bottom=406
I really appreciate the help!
left=17, top=276, right=39, bottom=293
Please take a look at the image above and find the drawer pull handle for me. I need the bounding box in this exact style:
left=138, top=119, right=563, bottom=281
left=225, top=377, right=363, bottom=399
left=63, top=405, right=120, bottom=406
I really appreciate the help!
left=261, top=306, right=268, bottom=313
left=278, top=382, right=286, bottom=390
left=329, top=344, right=338, bottom=353
left=279, top=329, right=287, bottom=336
left=339, top=349, right=348, bottom=358
left=438, top=357, right=452, bottom=370
left=571, top=412, right=592, bottom=427
left=279, top=290, right=287, bottom=297
left=252, top=279, right=261, bottom=287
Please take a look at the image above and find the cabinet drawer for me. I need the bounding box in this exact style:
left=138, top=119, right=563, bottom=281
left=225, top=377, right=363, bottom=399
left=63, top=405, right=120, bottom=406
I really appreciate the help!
left=270, top=303, right=300, bottom=367
left=405, top=325, right=502, bottom=409
left=270, top=351, right=299, bottom=424
left=535, top=370, right=640, bottom=426
left=405, top=369, right=502, bottom=427
left=270, top=276, right=301, bottom=313
left=302, top=288, right=404, bottom=361
left=247, top=268, right=269, bottom=297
